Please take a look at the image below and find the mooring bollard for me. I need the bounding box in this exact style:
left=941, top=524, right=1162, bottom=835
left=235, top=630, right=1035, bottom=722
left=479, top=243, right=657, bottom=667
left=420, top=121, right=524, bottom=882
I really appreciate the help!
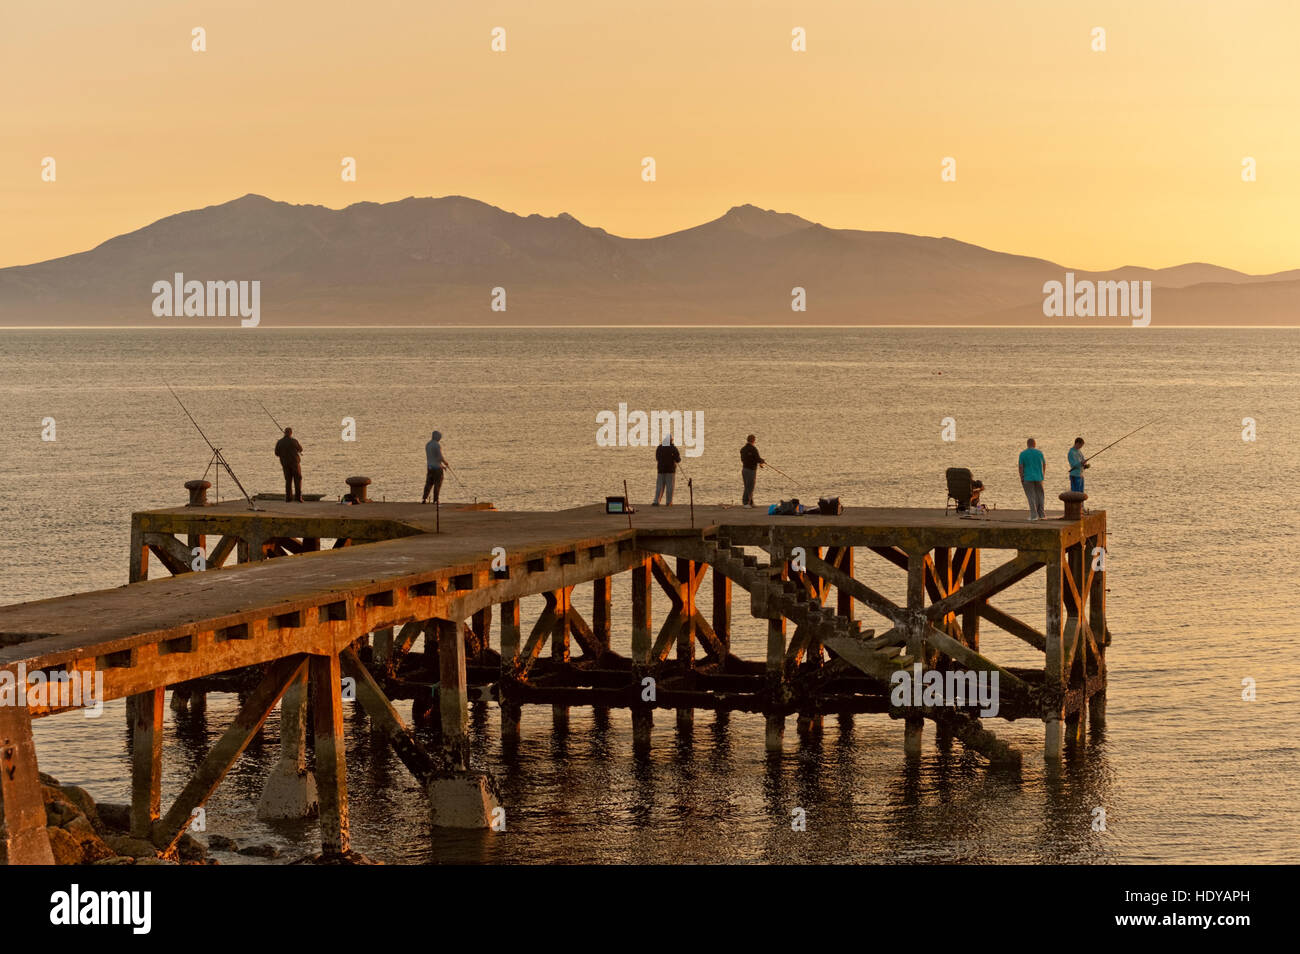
left=184, top=479, right=212, bottom=507
left=345, top=476, right=371, bottom=504
left=1059, top=490, right=1087, bottom=520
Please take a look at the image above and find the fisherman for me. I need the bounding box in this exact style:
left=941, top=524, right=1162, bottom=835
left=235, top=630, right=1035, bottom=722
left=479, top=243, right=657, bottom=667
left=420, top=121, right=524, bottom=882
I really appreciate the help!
left=653, top=434, right=681, bottom=506
left=1068, top=437, right=1089, bottom=493
left=740, top=434, right=765, bottom=508
left=422, top=430, right=448, bottom=504
left=274, top=427, right=303, bottom=503
left=1018, top=437, right=1046, bottom=521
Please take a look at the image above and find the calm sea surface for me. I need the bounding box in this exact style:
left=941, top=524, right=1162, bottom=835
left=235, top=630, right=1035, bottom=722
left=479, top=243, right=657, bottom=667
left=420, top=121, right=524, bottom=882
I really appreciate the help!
left=1, top=327, right=1297, bottom=864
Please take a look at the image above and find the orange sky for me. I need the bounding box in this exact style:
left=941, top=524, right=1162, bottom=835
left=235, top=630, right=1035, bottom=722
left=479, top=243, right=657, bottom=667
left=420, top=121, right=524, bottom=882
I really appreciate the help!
left=2, top=0, right=1297, bottom=271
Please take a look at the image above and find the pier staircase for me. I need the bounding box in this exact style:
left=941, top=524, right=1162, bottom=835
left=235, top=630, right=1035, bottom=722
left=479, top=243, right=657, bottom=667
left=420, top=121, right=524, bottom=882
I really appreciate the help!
left=704, top=532, right=907, bottom=681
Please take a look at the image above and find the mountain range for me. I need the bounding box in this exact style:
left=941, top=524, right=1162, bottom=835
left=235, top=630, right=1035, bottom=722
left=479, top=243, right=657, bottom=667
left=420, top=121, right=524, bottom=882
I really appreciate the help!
left=2, top=194, right=1297, bottom=326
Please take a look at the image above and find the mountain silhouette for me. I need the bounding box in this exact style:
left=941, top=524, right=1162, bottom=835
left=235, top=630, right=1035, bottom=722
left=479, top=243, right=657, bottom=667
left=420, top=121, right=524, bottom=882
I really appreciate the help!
left=2, top=195, right=1295, bottom=325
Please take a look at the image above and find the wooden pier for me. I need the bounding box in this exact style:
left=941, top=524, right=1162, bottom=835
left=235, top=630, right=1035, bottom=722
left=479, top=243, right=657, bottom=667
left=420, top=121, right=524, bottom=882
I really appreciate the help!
left=0, top=490, right=1108, bottom=864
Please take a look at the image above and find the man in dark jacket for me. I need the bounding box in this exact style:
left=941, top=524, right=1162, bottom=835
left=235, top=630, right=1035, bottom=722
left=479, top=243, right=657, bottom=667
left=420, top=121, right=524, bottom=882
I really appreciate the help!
left=274, top=427, right=303, bottom=502
left=653, top=435, right=681, bottom=505
left=740, top=434, right=765, bottom=507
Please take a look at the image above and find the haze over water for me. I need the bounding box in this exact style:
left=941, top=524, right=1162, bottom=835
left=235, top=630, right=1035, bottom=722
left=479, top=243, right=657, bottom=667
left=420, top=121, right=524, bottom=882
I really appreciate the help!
left=1, top=326, right=1296, bottom=864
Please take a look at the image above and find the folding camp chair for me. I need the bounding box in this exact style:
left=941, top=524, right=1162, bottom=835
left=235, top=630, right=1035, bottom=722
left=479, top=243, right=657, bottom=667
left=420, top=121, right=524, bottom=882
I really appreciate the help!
left=945, top=467, right=989, bottom=516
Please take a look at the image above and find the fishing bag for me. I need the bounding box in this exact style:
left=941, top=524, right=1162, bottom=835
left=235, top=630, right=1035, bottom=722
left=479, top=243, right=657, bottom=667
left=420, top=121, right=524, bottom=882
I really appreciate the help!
left=771, top=498, right=800, bottom=516
left=817, top=496, right=843, bottom=515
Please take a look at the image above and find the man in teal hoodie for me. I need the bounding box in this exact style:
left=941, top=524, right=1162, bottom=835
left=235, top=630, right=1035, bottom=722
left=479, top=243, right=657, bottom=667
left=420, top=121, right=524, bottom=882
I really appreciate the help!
left=1018, top=438, right=1046, bottom=520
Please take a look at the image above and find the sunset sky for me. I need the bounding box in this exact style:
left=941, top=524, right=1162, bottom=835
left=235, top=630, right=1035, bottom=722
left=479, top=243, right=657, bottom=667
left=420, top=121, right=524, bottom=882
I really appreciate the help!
left=3, top=0, right=1297, bottom=271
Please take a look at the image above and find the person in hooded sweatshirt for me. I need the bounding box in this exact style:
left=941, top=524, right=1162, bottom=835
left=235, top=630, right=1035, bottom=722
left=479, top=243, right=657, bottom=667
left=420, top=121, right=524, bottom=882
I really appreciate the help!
left=422, top=430, right=449, bottom=504
left=653, top=434, right=681, bottom=506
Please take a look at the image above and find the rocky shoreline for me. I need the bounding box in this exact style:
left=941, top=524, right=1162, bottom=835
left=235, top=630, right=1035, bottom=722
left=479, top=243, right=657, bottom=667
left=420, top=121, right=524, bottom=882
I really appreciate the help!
left=40, top=773, right=381, bottom=864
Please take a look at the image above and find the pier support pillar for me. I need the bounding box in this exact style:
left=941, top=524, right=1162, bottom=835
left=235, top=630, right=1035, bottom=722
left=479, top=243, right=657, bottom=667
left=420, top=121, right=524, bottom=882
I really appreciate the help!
left=1044, top=547, right=1066, bottom=761
left=904, top=717, right=924, bottom=758
left=765, top=613, right=786, bottom=753
left=1089, top=525, right=1108, bottom=733
left=499, top=599, right=522, bottom=744
left=551, top=588, right=571, bottom=733
left=0, top=704, right=54, bottom=865
left=712, top=568, right=732, bottom=661
left=309, top=653, right=350, bottom=856
left=127, top=687, right=164, bottom=839
left=796, top=713, right=823, bottom=739
left=257, top=670, right=318, bottom=820
left=436, top=618, right=470, bottom=769
left=630, top=557, right=653, bottom=753
left=372, top=627, right=394, bottom=669
left=676, top=558, right=697, bottom=734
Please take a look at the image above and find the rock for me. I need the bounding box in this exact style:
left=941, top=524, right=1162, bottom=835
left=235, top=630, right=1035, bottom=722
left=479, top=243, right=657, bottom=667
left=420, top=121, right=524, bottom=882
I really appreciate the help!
left=134, top=857, right=177, bottom=865
left=238, top=843, right=281, bottom=859
left=46, top=826, right=84, bottom=865
left=207, top=834, right=238, bottom=852
left=177, top=833, right=207, bottom=861
left=64, top=814, right=97, bottom=839
left=105, top=834, right=159, bottom=858
left=97, top=802, right=131, bottom=833
left=45, top=799, right=81, bottom=828
left=38, top=771, right=61, bottom=787
left=80, top=837, right=117, bottom=864
left=291, top=850, right=383, bottom=865
left=93, top=856, right=136, bottom=865
left=59, top=785, right=103, bottom=833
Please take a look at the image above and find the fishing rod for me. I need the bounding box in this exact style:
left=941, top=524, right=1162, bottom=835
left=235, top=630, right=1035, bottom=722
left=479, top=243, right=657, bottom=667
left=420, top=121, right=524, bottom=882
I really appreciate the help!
left=256, top=397, right=285, bottom=434
left=764, top=460, right=810, bottom=492
left=1084, top=415, right=1168, bottom=464
left=166, top=383, right=258, bottom=510
left=444, top=465, right=477, bottom=504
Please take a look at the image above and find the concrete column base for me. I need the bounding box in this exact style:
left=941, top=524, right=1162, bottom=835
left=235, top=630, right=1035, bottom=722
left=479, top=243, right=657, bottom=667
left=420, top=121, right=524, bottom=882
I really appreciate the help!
left=429, top=773, right=501, bottom=829
left=257, top=764, right=319, bottom=820
left=1044, top=718, right=1064, bottom=760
